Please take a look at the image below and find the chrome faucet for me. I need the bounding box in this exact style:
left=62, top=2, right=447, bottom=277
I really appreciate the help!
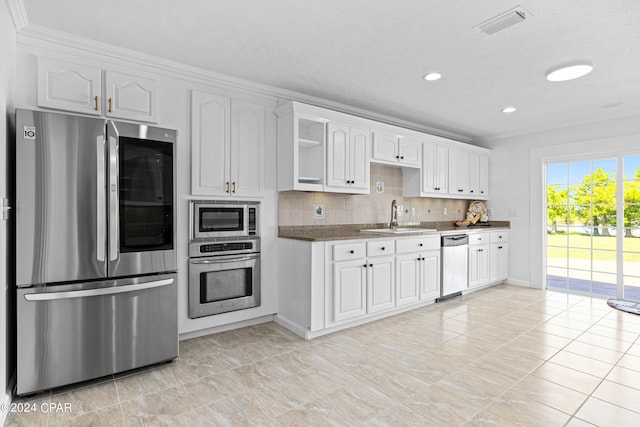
left=390, top=199, right=399, bottom=229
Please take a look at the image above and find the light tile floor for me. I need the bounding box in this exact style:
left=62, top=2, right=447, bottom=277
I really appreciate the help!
left=5, top=284, right=640, bottom=426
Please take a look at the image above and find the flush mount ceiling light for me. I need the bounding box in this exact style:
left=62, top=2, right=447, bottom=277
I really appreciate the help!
left=502, top=106, right=517, bottom=113
left=546, top=64, right=593, bottom=82
left=423, top=72, right=442, bottom=81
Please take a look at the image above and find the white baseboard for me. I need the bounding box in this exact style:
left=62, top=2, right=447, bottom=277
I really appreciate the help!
left=273, top=315, right=309, bottom=340
left=505, top=278, right=533, bottom=288
left=178, top=314, right=275, bottom=341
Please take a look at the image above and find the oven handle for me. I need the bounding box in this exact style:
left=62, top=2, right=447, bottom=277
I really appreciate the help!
left=190, top=255, right=259, bottom=264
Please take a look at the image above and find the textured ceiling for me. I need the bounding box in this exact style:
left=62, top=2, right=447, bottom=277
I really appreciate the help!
left=20, top=0, right=640, bottom=142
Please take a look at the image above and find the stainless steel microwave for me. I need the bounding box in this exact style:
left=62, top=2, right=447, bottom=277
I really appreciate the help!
left=191, top=201, right=260, bottom=239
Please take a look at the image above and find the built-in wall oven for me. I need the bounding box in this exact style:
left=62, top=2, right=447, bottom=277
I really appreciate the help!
left=188, top=201, right=261, bottom=318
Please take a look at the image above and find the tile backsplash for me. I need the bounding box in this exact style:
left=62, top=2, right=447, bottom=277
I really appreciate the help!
left=278, top=164, right=472, bottom=226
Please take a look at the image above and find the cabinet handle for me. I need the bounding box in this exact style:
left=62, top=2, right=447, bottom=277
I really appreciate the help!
left=458, top=189, right=463, bottom=192
left=226, top=181, right=230, bottom=193
left=232, top=181, right=237, bottom=193
left=108, top=97, right=113, bottom=113
left=479, top=249, right=484, bottom=252
left=498, top=246, right=503, bottom=249
left=470, top=190, right=474, bottom=193
left=94, top=95, right=99, bottom=111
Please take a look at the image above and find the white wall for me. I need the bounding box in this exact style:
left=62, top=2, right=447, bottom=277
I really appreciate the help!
left=1, top=0, right=17, bottom=418
left=483, top=115, right=640, bottom=288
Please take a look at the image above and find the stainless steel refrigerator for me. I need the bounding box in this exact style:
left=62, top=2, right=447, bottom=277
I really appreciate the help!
left=15, top=109, right=178, bottom=395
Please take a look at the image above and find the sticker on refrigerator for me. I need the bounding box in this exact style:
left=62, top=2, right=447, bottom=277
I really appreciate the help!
left=23, top=126, right=36, bottom=140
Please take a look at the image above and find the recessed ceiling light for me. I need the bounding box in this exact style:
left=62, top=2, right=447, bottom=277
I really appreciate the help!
left=546, top=64, right=593, bottom=82
left=423, top=72, right=442, bottom=81
left=502, top=106, right=517, bottom=113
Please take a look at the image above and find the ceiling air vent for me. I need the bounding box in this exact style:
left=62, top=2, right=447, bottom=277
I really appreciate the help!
left=475, top=6, right=530, bottom=35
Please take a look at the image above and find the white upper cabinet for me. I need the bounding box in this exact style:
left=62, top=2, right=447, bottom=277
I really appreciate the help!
left=371, top=131, right=421, bottom=167
left=104, top=71, right=157, bottom=122
left=326, top=122, right=370, bottom=193
left=450, top=149, right=489, bottom=199
left=422, top=141, right=449, bottom=194
left=37, top=57, right=158, bottom=122
left=191, top=90, right=265, bottom=197
left=37, top=58, right=102, bottom=116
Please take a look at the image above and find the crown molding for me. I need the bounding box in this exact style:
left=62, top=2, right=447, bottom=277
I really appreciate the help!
left=15, top=23, right=472, bottom=143
left=6, top=0, right=28, bottom=32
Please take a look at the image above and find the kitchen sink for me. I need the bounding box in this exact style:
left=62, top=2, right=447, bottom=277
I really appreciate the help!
left=360, top=228, right=438, bottom=234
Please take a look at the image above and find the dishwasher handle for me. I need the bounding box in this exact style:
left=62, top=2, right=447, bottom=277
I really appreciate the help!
left=442, top=234, right=469, bottom=246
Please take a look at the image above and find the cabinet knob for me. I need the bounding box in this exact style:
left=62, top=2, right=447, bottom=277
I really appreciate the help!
left=369, top=264, right=373, bottom=267
left=419, top=243, right=423, bottom=247
left=381, top=247, right=385, bottom=250
left=363, top=264, right=367, bottom=268
left=481, top=191, right=484, bottom=194
left=396, top=155, right=400, bottom=159
left=350, top=250, right=354, bottom=254
left=400, top=156, right=404, bottom=159
left=470, top=190, right=474, bottom=193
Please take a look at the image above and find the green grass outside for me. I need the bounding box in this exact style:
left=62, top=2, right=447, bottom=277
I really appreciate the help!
left=547, top=233, right=640, bottom=261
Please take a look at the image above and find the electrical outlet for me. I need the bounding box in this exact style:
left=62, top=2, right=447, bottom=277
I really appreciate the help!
left=397, top=205, right=404, bottom=217
left=411, top=207, right=416, bottom=216
left=488, top=208, right=494, bottom=216
left=443, top=207, right=448, bottom=216
left=508, top=208, right=517, bottom=217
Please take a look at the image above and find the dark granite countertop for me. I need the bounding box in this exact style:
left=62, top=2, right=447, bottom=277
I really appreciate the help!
left=279, top=221, right=510, bottom=242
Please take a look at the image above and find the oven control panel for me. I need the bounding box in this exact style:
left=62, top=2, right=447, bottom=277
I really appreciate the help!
left=189, top=238, right=260, bottom=258
left=200, top=241, right=254, bottom=253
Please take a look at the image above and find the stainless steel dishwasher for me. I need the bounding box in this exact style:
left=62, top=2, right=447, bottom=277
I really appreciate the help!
left=438, top=234, right=469, bottom=301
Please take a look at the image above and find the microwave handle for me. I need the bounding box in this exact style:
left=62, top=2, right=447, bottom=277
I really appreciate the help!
left=191, top=255, right=259, bottom=264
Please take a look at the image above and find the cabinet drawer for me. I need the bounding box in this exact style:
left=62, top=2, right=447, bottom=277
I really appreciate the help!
left=333, top=242, right=366, bottom=261
left=396, top=235, right=440, bottom=253
left=490, top=230, right=509, bottom=243
left=468, top=232, right=489, bottom=245
left=367, top=240, right=395, bottom=257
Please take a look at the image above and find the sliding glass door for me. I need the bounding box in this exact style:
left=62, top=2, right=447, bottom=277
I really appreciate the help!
left=546, top=155, right=640, bottom=299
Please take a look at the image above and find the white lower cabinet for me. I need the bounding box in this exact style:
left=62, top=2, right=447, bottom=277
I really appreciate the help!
left=277, top=230, right=507, bottom=339
left=490, top=231, right=509, bottom=282
left=333, top=259, right=368, bottom=323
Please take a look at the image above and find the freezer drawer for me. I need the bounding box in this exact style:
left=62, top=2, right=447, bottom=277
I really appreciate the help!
left=16, top=273, right=178, bottom=395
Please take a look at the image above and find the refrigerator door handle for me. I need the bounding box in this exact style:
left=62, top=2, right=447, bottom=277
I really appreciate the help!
left=23, top=278, right=174, bottom=301
left=108, top=122, right=119, bottom=261
left=96, top=135, right=106, bottom=262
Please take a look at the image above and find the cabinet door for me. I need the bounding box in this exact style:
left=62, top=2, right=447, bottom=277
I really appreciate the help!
left=349, top=126, right=370, bottom=191
left=395, top=253, right=420, bottom=306
left=422, top=143, right=437, bottom=193
left=479, top=154, right=489, bottom=198
left=420, top=251, right=440, bottom=300
left=435, top=145, right=449, bottom=193
left=469, top=245, right=490, bottom=288
left=490, top=242, right=508, bottom=282
left=449, top=149, right=470, bottom=196
left=104, top=71, right=158, bottom=122
left=372, top=132, right=398, bottom=163
left=333, top=260, right=368, bottom=323
left=326, top=122, right=350, bottom=188
left=191, top=91, right=231, bottom=196
left=37, top=58, right=102, bottom=115
left=469, top=152, right=480, bottom=196
left=367, top=256, right=395, bottom=313
left=398, top=137, right=422, bottom=167
left=231, top=99, right=264, bottom=197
